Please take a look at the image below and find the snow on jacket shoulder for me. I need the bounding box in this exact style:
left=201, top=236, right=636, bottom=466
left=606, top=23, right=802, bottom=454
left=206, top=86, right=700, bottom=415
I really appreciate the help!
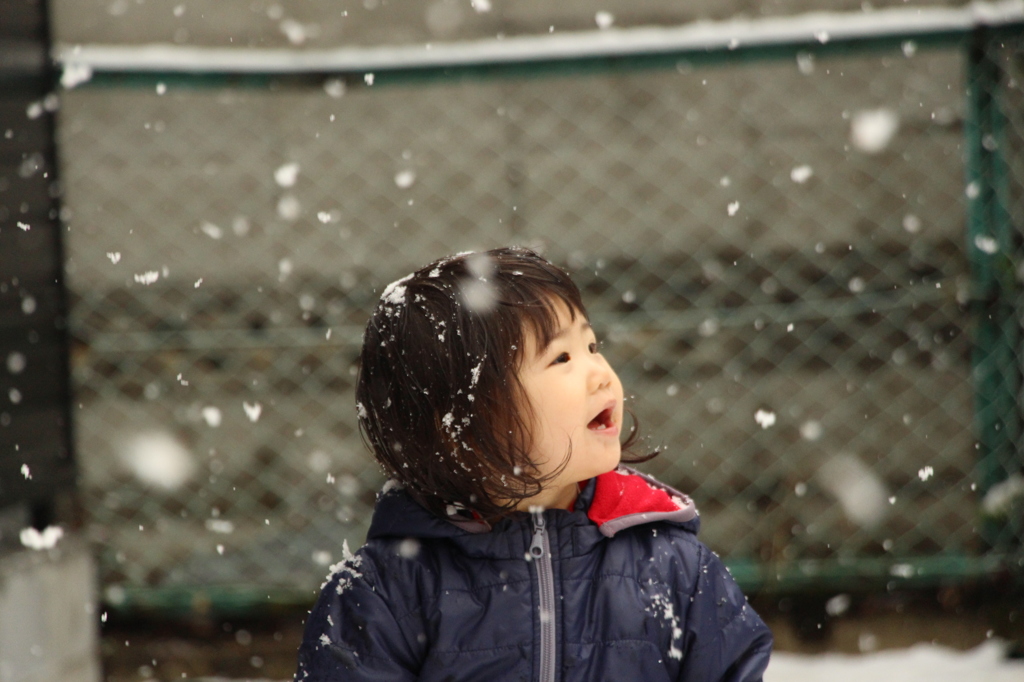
left=296, top=466, right=773, bottom=682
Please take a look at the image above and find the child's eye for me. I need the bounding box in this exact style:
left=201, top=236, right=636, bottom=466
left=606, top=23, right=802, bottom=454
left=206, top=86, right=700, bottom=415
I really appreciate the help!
left=589, top=341, right=601, bottom=353
left=552, top=352, right=571, bottom=365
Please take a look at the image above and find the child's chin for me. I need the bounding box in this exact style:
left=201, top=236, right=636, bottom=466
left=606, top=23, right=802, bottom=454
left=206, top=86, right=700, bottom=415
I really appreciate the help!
left=598, top=451, right=622, bottom=475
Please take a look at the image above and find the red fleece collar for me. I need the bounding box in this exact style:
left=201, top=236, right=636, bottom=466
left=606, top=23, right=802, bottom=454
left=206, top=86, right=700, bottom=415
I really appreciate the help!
left=585, top=470, right=682, bottom=526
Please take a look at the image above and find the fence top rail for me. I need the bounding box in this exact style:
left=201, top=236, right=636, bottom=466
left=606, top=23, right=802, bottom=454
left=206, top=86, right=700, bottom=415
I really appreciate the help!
left=55, top=1, right=1024, bottom=79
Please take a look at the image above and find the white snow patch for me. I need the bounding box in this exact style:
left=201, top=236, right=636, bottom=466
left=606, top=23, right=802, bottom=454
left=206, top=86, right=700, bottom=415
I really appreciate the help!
left=754, top=409, right=776, bottom=429
left=394, top=169, right=416, bottom=188
left=850, top=108, right=899, bottom=154
left=764, top=641, right=1024, bottom=682
left=200, top=221, right=223, bottom=239
left=647, top=592, right=683, bottom=660
left=381, top=479, right=403, bottom=495
left=7, top=351, right=26, bottom=374
left=134, top=271, right=160, bottom=285
left=20, top=525, right=63, bottom=550
left=381, top=273, right=413, bottom=307
left=276, top=163, right=299, bottom=189
left=825, top=593, right=850, bottom=617
left=800, top=420, right=823, bottom=441
left=323, top=78, right=345, bottom=97
left=816, top=454, right=888, bottom=528
left=981, top=473, right=1024, bottom=517
left=890, top=563, right=916, bottom=578
left=280, top=19, right=319, bottom=46
left=277, top=194, right=301, bottom=220
left=61, top=62, right=93, bottom=89
left=243, top=401, right=262, bottom=422
left=322, top=539, right=364, bottom=594
left=460, top=278, right=497, bottom=312
left=790, top=165, right=814, bottom=184
left=53, top=5, right=1024, bottom=77
left=201, top=406, right=222, bottom=427
left=796, top=51, right=815, bottom=74
left=205, top=519, right=235, bottom=534
left=974, top=235, right=999, bottom=254
left=595, top=11, right=615, bottom=29
left=119, top=430, right=196, bottom=490
left=398, top=538, right=420, bottom=558
left=903, top=214, right=922, bottom=234
left=698, top=318, right=719, bottom=337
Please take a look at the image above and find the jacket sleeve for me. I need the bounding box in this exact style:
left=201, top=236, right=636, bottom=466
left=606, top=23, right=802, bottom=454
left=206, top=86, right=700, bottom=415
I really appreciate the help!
left=676, top=543, right=773, bottom=682
left=295, top=551, right=424, bottom=682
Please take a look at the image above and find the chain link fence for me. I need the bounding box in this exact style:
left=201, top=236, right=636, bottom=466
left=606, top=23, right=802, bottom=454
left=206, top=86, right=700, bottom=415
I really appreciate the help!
left=56, top=28, right=1023, bottom=608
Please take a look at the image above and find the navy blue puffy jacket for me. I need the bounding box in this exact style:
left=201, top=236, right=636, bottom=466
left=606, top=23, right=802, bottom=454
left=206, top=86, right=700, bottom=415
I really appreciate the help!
left=296, top=467, right=772, bottom=681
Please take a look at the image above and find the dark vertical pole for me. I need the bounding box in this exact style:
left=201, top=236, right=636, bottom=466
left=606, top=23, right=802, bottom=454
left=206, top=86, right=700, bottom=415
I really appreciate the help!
left=0, top=0, right=76, bottom=521
left=965, top=30, right=1023, bottom=549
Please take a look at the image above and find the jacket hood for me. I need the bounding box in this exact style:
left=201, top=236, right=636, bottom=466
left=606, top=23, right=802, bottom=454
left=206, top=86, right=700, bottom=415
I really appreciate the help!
left=585, top=466, right=699, bottom=537
left=367, top=466, right=699, bottom=544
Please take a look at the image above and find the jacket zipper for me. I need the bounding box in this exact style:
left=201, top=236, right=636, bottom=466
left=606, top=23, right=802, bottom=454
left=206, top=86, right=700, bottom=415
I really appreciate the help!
left=529, top=510, right=556, bottom=682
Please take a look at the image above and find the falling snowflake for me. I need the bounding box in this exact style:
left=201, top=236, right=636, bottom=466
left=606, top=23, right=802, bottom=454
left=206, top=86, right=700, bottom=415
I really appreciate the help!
left=243, top=401, right=263, bottom=422
left=202, top=406, right=222, bottom=427
left=754, top=409, right=776, bottom=429
left=274, top=163, right=300, bottom=188
left=790, top=165, right=813, bottom=184
left=974, top=235, right=998, bottom=254
left=205, top=519, right=235, bottom=534
left=20, top=525, right=63, bottom=550
left=850, top=108, right=899, bottom=154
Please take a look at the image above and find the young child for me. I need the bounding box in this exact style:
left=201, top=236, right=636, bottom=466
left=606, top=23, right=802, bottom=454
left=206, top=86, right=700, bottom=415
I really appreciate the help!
left=296, top=247, right=772, bottom=682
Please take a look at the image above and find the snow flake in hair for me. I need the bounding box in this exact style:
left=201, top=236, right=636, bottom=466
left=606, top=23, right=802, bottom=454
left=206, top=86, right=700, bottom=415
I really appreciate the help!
left=379, top=272, right=414, bottom=314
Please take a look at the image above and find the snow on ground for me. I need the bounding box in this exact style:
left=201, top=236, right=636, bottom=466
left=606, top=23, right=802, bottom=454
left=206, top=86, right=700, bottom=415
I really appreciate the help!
left=765, top=641, right=1024, bottom=682
left=184, top=641, right=1024, bottom=682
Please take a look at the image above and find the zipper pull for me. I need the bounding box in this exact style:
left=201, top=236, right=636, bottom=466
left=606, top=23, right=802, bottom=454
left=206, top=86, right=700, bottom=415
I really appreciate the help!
left=529, top=509, right=546, bottom=560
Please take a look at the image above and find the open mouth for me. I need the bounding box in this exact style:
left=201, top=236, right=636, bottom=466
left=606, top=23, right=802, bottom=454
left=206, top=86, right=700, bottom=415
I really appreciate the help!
left=587, top=407, right=615, bottom=431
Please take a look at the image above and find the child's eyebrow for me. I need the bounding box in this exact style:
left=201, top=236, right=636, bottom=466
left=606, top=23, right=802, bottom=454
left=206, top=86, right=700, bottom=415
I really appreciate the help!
left=547, top=319, right=592, bottom=344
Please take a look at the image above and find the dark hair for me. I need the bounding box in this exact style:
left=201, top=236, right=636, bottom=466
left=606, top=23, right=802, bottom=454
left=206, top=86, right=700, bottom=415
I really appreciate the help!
left=356, top=247, right=654, bottom=520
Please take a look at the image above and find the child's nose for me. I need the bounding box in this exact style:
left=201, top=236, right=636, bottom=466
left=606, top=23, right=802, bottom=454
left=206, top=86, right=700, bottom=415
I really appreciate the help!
left=588, top=355, right=614, bottom=392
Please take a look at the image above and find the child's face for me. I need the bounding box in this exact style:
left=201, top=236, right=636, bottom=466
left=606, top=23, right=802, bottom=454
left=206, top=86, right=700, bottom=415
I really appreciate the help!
left=517, top=301, right=624, bottom=510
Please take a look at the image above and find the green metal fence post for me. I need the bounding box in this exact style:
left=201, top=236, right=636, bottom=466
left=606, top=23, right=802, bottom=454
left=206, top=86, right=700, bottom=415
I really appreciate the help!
left=965, top=30, right=1023, bottom=550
